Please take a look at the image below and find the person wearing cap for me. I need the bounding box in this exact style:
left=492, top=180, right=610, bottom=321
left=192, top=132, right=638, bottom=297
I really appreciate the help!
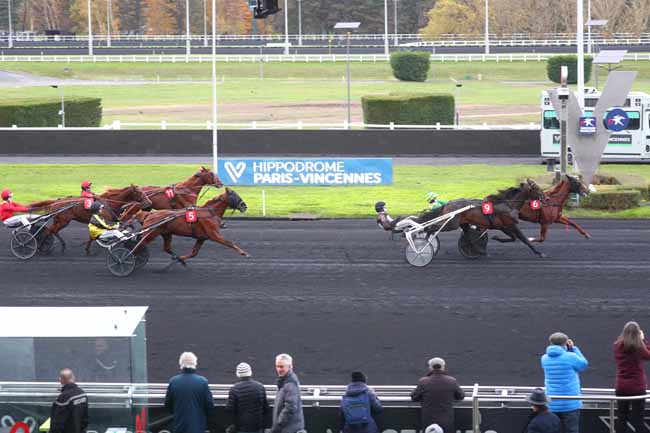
left=1, top=189, right=35, bottom=226
left=339, top=371, right=382, bottom=433
left=87, top=202, right=125, bottom=241
left=425, top=192, right=448, bottom=212
left=225, top=363, right=271, bottom=433
left=411, top=357, right=464, bottom=433
left=164, top=352, right=215, bottom=433
left=522, top=388, right=560, bottom=433
left=541, top=332, right=588, bottom=433
left=80, top=181, right=96, bottom=199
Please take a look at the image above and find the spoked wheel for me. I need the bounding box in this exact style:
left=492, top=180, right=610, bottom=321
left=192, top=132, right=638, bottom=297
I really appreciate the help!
left=135, top=246, right=150, bottom=270
left=38, top=234, right=56, bottom=255
left=11, top=230, right=38, bottom=260
left=405, top=237, right=438, bottom=267
left=106, top=247, right=136, bottom=277
left=458, top=230, right=488, bottom=259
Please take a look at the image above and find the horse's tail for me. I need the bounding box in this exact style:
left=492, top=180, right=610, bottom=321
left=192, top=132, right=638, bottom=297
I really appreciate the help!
left=27, top=198, right=59, bottom=210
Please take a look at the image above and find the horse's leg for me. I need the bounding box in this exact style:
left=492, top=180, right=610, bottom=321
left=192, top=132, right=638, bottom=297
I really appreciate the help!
left=177, top=239, right=205, bottom=262
left=84, top=237, right=95, bottom=255
left=510, top=224, right=547, bottom=258
left=492, top=229, right=517, bottom=243
left=46, top=217, right=71, bottom=252
left=527, top=224, right=549, bottom=243
left=559, top=215, right=592, bottom=239
left=159, top=233, right=188, bottom=266
left=205, top=231, right=249, bottom=257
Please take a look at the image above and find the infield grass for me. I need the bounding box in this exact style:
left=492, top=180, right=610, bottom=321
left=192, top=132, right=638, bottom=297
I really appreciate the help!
left=3, top=163, right=650, bottom=218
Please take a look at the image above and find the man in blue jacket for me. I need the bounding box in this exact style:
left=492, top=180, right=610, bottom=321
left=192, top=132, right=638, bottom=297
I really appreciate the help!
left=541, top=332, right=588, bottom=433
left=165, top=352, right=215, bottom=433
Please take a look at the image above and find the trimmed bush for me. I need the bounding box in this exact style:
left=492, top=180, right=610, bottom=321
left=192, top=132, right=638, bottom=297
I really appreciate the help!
left=390, top=51, right=431, bottom=82
left=582, top=190, right=641, bottom=211
left=0, top=98, right=102, bottom=127
left=362, top=93, right=454, bottom=125
left=547, top=55, right=593, bottom=84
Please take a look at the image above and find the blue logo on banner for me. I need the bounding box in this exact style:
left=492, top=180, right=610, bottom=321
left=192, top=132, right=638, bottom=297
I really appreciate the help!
left=578, top=116, right=596, bottom=135
left=218, top=159, right=393, bottom=186
left=605, top=109, right=629, bottom=132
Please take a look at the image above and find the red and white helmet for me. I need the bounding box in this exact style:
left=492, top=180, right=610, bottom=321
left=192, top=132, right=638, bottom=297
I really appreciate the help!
left=1, top=189, right=12, bottom=200
left=81, top=180, right=92, bottom=189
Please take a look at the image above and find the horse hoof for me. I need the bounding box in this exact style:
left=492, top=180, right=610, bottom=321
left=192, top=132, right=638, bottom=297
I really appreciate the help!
left=527, top=237, right=535, bottom=242
left=538, top=253, right=548, bottom=259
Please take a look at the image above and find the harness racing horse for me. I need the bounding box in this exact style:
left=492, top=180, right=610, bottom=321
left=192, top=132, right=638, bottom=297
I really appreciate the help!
left=29, top=185, right=153, bottom=253
left=143, top=167, right=224, bottom=210
left=493, top=174, right=591, bottom=243
left=133, top=188, right=249, bottom=267
left=440, top=179, right=548, bottom=258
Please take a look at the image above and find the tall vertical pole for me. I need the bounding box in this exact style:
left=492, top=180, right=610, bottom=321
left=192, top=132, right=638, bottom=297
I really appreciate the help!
left=7, top=0, right=13, bottom=49
left=283, top=0, right=289, bottom=55
left=484, top=0, right=489, bottom=54
left=186, top=0, right=191, bottom=56
left=297, top=0, right=302, bottom=46
left=393, top=0, right=398, bottom=46
left=346, top=32, right=351, bottom=126
left=383, top=0, right=389, bottom=55
left=203, top=0, right=208, bottom=47
left=61, top=87, right=65, bottom=128
left=587, top=0, right=592, bottom=54
left=87, top=0, right=93, bottom=56
left=106, top=0, right=112, bottom=47
left=577, top=0, right=585, bottom=109
left=212, top=0, right=218, bottom=172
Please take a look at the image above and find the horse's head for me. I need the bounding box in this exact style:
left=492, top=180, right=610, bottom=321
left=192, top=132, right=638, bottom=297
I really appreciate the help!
left=524, top=178, right=545, bottom=201
left=225, top=187, right=247, bottom=213
left=565, top=174, right=589, bottom=196
left=127, top=184, right=153, bottom=211
left=194, top=166, right=224, bottom=188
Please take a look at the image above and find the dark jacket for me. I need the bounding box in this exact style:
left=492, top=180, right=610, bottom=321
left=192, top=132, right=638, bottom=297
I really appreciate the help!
left=49, top=383, right=89, bottom=433
left=410, top=370, right=465, bottom=432
left=614, top=339, right=650, bottom=395
left=271, top=371, right=304, bottom=433
left=165, top=369, right=215, bottom=433
left=339, top=382, right=382, bottom=433
left=225, top=377, right=272, bottom=432
left=522, top=410, right=561, bottom=433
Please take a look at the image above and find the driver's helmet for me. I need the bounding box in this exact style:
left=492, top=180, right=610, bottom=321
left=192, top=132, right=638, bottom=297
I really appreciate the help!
left=374, top=201, right=387, bottom=213
left=1, top=189, right=12, bottom=200
left=425, top=192, right=438, bottom=203
left=81, top=180, right=92, bottom=190
left=89, top=202, right=104, bottom=214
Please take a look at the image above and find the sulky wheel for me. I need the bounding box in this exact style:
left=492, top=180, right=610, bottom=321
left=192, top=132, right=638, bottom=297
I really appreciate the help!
left=38, top=234, right=56, bottom=255
left=405, top=237, right=435, bottom=267
left=135, top=246, right=150, bottom=270
left=11, top=230, right=38, bottom=260
left=106, top=247, right=136, bottom=277
left=458, top=230, right=488, bottom=259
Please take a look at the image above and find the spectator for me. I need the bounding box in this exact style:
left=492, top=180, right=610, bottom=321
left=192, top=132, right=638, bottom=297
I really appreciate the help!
left=49, top=368, right=88, bottom=433
left=541, top=332, right=588, bottom=433
left=271, top=354, right=305, bottom=433
left=613, top=321, right=650, bottom=433
left=339, top=371, right=382, bottom=433
left=225, top=362, right=272, bottom=433
left=411, top=357, right=465, bottom=433
left=522, top=388, right=561, bottom=433
left=164, top=352, right=215, bottom=433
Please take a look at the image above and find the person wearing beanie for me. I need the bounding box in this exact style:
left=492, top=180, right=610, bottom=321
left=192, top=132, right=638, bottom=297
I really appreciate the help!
left=225, top=363, right=271, bottom=433
left=340, top=371, right=382, bottom=433
left=522, top=388, right=560, bottom=433
left=411, top=357, right=465, bottom=433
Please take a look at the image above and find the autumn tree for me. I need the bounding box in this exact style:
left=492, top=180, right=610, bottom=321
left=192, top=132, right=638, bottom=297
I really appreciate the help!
left=143, top=0, right=176, bottom=34
left=420, top=0, right=482, bottom=38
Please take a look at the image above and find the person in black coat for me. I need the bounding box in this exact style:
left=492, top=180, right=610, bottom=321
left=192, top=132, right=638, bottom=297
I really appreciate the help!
left=225, top=363, right=271, bottom=433
left=49, top=369, right=88, bottom=433
left=165, top=352, right=215, bottom=433
left=522, top=388, right=561, bottom=433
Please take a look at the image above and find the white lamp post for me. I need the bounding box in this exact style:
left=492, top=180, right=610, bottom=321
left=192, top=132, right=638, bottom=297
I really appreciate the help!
left=211, top=0, right=218, bottom=172
left=87, top=0, right=93, bottom=55
left=383, top=0, right=388, bottom=55
left=393, top=0, right=398, bottom=46
left=335, top=22, right=361, bottom=127
left=484, top=0, right=489, bottom=54
left=203, top=0, right=208, bottom=47
left=51, top=85, right=65, bottom=127
left=284, top=0, right=289, bottom=55
left=106, top=0, right=112, bottom=47
left=7, top=0, right=13, bottom=49
left=297, top=0, right=303, bottom=46
left=577, top=0, right=585, bottom=109
left=186, top=0, right=191, bottom=57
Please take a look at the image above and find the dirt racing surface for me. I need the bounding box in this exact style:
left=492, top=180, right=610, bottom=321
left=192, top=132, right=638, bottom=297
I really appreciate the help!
left=2, top=219, right=649, bottom=387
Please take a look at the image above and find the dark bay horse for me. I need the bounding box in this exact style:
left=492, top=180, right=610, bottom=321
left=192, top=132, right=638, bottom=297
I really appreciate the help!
left=29, top=184, right=152, bottom=253
left=495, top=174, right=591, bottom=243
left=143, top=167, right=224, bottom=210
left=133, top=188, right=248, bottom=267
left=441, top=179, right=547, bottom=257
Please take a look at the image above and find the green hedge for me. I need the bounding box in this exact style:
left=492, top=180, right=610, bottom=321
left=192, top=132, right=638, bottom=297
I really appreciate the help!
left=547, top=55, right=593, bottom=84
left=362, top=93, right=454, bottom=125
left=0, top=97, right=102, bottom=127
left=582, top=190, right=641, bottom=210
left=390, top=51, right=431, bottom=82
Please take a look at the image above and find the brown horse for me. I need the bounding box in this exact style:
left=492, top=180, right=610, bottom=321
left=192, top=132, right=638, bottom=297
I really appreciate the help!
left=143, top=167, right=224, bottom=210
left=493, top=174, right=591, bottom=243
left=29, top=184, right=152, bottom=253
left=441, top=179, right=548, bottom=257
left=133, top=188, right=248, bottom=267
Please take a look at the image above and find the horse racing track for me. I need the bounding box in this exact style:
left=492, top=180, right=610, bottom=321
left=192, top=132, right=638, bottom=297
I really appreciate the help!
left=2, top=219, right=649, bottom=387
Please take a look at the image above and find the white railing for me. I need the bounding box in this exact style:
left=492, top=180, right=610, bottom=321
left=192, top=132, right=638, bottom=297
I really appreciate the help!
left=0, top=122, right=541, bottom=131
